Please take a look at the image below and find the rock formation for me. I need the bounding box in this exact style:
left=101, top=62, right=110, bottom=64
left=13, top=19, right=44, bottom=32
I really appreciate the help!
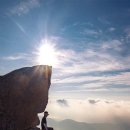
left=0, top=65, right=52, bottom=130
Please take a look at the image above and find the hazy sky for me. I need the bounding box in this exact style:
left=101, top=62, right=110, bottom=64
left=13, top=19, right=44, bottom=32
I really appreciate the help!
left=0, top=0, right=130, bottom=124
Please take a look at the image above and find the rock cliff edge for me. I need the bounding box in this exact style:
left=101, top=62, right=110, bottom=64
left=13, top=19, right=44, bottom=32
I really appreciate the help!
left=0, top=65, right=52, bottom=130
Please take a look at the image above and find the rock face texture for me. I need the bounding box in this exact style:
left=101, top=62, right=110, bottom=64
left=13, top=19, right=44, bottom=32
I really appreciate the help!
left=0, top=65, right=52, bottom=130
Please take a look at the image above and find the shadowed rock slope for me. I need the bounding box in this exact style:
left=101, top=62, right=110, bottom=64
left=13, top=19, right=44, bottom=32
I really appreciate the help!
left=0, top=65, right=52, bottom=130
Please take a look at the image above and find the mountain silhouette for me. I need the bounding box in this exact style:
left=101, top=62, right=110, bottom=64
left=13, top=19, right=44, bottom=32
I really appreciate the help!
left=47, top=118, right=130, bottom=130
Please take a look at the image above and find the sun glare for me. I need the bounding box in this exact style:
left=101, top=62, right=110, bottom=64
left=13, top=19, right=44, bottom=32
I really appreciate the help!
left=36, top=39, right=58, bottom=66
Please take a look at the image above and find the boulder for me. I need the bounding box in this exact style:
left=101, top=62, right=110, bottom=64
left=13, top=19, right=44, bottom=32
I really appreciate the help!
left=0, top=65, right=52, bottom=130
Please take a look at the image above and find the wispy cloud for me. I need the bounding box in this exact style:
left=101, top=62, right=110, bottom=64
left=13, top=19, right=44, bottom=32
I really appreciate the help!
left=2, top=53, right=34, bottom=61
left=52, top=40, right=129, bottom=74
left=53, top=71, right=130, bottom=92
left=101, top=39, right=122, bottom=51
left=10, top=0, right=41, bottom=16
left=82, top=28, right=102, bottom=37
left=108, top=27, right=116, bottom=32
left=49, top=37, right=130, bottom=92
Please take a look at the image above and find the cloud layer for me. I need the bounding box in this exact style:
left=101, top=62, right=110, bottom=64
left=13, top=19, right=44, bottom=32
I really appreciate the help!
left=49, top=37, right=130, bottom=93
left=2, top=37, right=130, bottom=93
left=44, top=98, right=130, bottom=124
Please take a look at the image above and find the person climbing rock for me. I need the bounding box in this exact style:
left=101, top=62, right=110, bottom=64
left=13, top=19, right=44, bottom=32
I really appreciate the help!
left=41, top=111, right=53, bottom=130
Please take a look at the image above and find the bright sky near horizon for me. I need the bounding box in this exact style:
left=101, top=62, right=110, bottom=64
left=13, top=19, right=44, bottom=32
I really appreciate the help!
left=0, top=0, right=130, bottom=124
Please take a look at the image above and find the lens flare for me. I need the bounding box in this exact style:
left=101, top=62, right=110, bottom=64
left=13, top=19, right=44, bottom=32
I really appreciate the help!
left=36, top=39, right=58, bottom=66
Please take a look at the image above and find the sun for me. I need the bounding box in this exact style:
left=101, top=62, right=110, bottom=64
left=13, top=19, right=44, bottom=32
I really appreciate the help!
left=36, top=39, right=58, bottom=66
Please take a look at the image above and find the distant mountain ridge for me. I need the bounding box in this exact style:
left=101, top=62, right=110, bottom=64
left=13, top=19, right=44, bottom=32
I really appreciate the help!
left=47, top=118, right=130, bottom=130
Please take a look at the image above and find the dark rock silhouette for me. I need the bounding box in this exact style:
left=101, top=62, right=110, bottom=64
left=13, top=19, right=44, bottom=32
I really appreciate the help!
left=0, top=65, right=52, bottom=130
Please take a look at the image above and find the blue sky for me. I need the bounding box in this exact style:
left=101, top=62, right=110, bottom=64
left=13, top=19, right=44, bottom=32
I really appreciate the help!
left=1, top=0, right=130, bottom=124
